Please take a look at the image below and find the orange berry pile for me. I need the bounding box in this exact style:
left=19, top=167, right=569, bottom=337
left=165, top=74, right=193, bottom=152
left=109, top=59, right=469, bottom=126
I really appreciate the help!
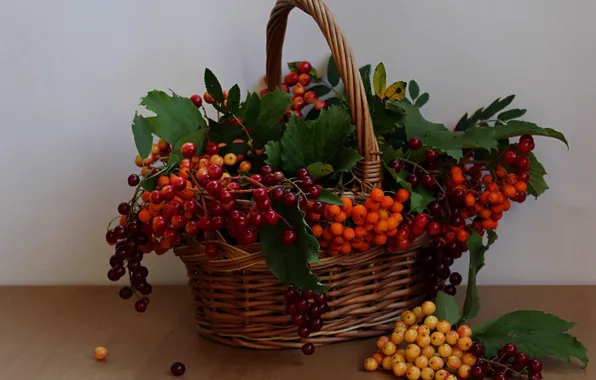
left=364, top=301, right=480, bottom=380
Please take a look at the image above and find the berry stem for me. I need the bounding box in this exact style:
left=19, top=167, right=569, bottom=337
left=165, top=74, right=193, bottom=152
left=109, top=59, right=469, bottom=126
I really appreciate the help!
left=348, top=170, right=376, bottom=192
left=481, top=358, right=526, bottom=377
left=399, top=158, right=447, bottom=196
left=106, top=216, right=121, bottom=232
left=230, top=114, right=253, bottom=143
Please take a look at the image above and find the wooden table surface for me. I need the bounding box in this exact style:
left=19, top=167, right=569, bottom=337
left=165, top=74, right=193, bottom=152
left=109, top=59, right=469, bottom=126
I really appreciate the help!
left=0, top=286, right=591, bottom=380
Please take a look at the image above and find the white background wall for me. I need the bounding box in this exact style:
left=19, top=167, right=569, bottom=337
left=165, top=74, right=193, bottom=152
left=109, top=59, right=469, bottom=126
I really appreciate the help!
left=1, top=0, right=594, bottom=285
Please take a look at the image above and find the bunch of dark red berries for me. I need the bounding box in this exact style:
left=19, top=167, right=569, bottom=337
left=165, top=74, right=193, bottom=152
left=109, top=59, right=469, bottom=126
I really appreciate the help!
left=469, top=342, right=543, bottom=380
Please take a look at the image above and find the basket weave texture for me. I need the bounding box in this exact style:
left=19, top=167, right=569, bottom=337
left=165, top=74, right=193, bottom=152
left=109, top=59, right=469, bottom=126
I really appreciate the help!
left=174, top=0, right=428, bottom=349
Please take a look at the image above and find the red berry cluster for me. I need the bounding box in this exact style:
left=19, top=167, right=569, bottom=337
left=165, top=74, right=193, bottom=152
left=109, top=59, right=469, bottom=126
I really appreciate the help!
left=468, top=343, right=543, bottom=380
left=283, top=285, right=330, bottom=356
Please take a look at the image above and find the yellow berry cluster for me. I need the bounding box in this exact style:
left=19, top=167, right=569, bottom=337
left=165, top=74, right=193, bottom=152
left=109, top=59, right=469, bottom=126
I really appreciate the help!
left=364, top=301, right=477, bottom=380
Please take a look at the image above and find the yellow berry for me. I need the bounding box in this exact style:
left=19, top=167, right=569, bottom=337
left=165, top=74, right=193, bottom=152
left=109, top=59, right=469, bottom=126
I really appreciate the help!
left=438, top=344, right=453, bottom=358
left=424, top=315, right=439, bottom=330
left=404, top=329, right=419, bottom=343
left=462, top=353, right=477, bottom=366
left=458, top=363, right=472, bottom=379
left=457, top=336, right=473, bottom=351
left=393, top=362, right=408, bottom=377
left=209, top=154, right=224, bottom=166
left=410, top=324, right=420, bottom=331
left=421, top=301, right=436, bottom=316
left=391, top=331, right=405, bottom=345
left=395, top=320, right=408, bottom=332
left=413, top=306, right=425, bottom=322
left=446, top=375, right=458, bottom=380
left=94, top=346, right=108, bottom=361
left=420, top=367, right=435, bottom=380
left=223, top=153, right=237, bottom=166
left=238, top=160, right=252, bottom=172
left=364, top=357, right=378, bottom=371
left=402, top=311, right=417, bottom=326
left=415, top=355, right=429, bottom=369
left=446, top=355, right=462, bottom=370
left=406, top=366, right=421, bottom=380
left=452, top=347, right=464, bottom=359
left=445, top=330, right=460, bottom=345
left=457, top=325, right=473, bottom=338
left=376, top=336, right=390, bottom=350
left=382, top=341, right=397, bottom=356
left=421, top=345, right=435, bottom=359
left=372, top=352, right=384, bottom=365
left=416, top=333, right=431, bottom=348
left=436, top=320, right=451, bottom=334
left=430, top=331, right=446, bottom=346
left=391, top=353, right=406, bottom=364
left=417, top=325, right=431, bottom=335
left=435, top=369, right=449, bottom=380
left=382, top=356, right=394, bottom=370
left=429, top=356, right=444, bottom=371
left=406, top=344, right=421, bottom=360
left=199, top=158, right=210, bottom=168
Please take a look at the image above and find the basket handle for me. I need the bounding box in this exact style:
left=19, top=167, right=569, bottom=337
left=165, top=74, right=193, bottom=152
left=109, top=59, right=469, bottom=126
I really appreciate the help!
left=266, top=0, right=383, bottom=189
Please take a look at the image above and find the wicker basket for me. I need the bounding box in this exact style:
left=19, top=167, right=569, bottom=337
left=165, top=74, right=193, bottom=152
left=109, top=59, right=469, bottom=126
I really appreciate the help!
left=174, top=0, right=429, bottom=350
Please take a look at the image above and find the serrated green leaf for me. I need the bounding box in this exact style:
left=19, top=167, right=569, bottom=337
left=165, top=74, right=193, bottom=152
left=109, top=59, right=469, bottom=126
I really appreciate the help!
left=325, top=97, right=344, bottom=107
left=287, top=61, right=300, bottom=73
left=460, top=230, right=498, bottom=322
left=408, top=80, right=420, bottom=100
left=140, top=90, right=206, bottom=145
left=252, top=89, right=292, bottom=148
left=304, top=108, right=320, bottom=121
left=226, top=84, right=241, bottom=113
left=359, top=65, right=373, bottom=102
left=132, top=114, right=153, bottom=159
left=410, top=187, right=436, bottom=213
left=306, top=162, right=334, bottom=180
left=219, top=142, right=249, bottom=156
left=317, top=188, right=343, bottom=205
left=208, top=119, right=243, bottom=145
left=380, top=146, right=412, bottom=192
left=308, top=84, right=332, bottom=97
left=170, top=129, right=208, bottom=166
left=454, top=113, right=469, bottom=132
left=243, top=93, right=261, bottom=127
left=415, top=92, right=430, bottom=108
left=309, top=67, right=321, bottom=81
left=261, top=202, right=328, bottom=293
left=204, top=68, right=224, bottom=103
left=482, top=95, right=515, bottom=120
left=373, top=63, right=387, bottom=99
left=264, top=140, right=282, bottom=169
left=327, top=55, right=340, bottom=87
left=434, top=291, right=460, bottom=325
left=140, top=165, right=173, bottom=192
left=331, top=147, right=363, bottom=172
left=472, top=310, right=588, bottom=366
left=527, top=152, right=549, bottom=198
left=493, top=120, right=568, bottom=148
left=498, top=108, right=527, bottom=121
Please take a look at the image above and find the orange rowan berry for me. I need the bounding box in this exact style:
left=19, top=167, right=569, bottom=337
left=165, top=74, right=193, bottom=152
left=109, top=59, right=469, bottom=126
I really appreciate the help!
left=396, top=189, right=410, bottom=203
left=488, top=182, right=499, bottom=193
left=479, top=191, right=490, bottom=205
left=350, top=241, right=362, bottom=249
left=503, top=199, right=511, bottom=211
left=460, top=209, right=470, bottom=219
left=444, top=231, right=456, bottom=242
left=488, top=192, right=500, bottom=204
left=495, top=165, right=507, bottom=178
left=141, top=191, right=151, bottom=202
left=515, top=181, right=527, bottom=192
left=323, top=227, right=334, bottom=241
left=340, top=242, right=352, bottom=254
left=481, top=219, right=498, bottom=230
left=456, top=229, right=469, bottom=242
left=479, top=208, right=491, bottom=219
left=370, top=188, right=384, bottom=202
left=157, top=175, right=169, bottom=187
left=366, top=211, right=379, bottom=224
left=352, top=205, right=367, bottom=219
left=391, top=202, right=404, bottom=213
left=386, top=228, right=398, bottom=237
left=354, top=226, right=367, bottom=238
left=387, top=216, right=399, bottom=230
left=445, top=330, right=460, bottom=345
left=365, top=198, right=380, bottom=211
left=465, top=193, right=476, bottom=206
left=491, top=212, right=503, bottom=221
left=365, top=224, right=375, bottom=232
left=452, top=173, right=465, bottom=185
left=491, top=204, right=505, bottom=214
left=373, top=234, right=387, bottom=246
left=319, top=240, right=329, bottom=248
left=359, top=242, right=371, bottom=251
left=462, top=353, right=477, bottom=366
left=138, top=209, right=151, bottom=223
left=312, top=224, right=323, bottom=238
left=381, top=195, right=394, bottom=209
left=330, top=222, right=344, bottom=236
left=340, top=197, right=353, bottom=215
left=450, top=166, right=462, bottom=176
left=374, top=220, right=389, bottom=233
left=482, top=174, right=493, bottom=185
left=327, top=205, right=341, bottom=220
left=333, top=236, right=344, bottom=245
left=179, top=167, right=191, bottom=179
left=342, top=227, right=355, bottom=241
left=507, top=173, right=518, bottom=185
left=378, top=209, right=390, bottom=220
left=335, top=211, right=347, bottom=223
left=119, top=215, right=127, bottom=225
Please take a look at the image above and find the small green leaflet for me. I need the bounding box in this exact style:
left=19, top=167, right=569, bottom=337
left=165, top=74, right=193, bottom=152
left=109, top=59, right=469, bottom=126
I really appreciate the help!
left=132, top=114, right=153, bottom=159
left=251, top=89, right=292, bottom=148
left=306, top=162, right=334, bottom=180
left=455, top=95, right=516, bottom=131
left=226, top=84, right=241, bottom=113
left=434, top=291, right=460, bottom=324
left=327, top=55, right=340, bottom=87
left=169, top=129, right=208, bottom=166
left=242, top=92, right=261, bottom=127
left=260, top=201, right=328, bottom=293
left=208, top=120, right=243, bottom=145
left=373, top=63, right=387, bottom=99
left=220, top=142, right=249, bottom=156
left=460, top=230, right=498, bottom=322
left=139, top=90, right=206, bottom=145
left=264, top=140, right=282, bottom=169
left=492, top=120, right=568, bottom=148
left=280, top=106, right=362, bottom=175
left=415, top=93, right=429, bottom=108
left=317, top=188, right=343, bottom=206
left=308, top=84, right=332, bottom=97
left=204, top=68, right=224, bottom=102
left=472, top=310, right=588, bottom=366
left=380, top=145, right=412, bottom=192
left=498, top=108, right=526, bottom=121
left=527, top=152, right=549, bottom=198
left=408, top=80, right=420, bottom=100
left=410, top=187, right=436, bottom=214
left=140, top=164, right=173, bottom=192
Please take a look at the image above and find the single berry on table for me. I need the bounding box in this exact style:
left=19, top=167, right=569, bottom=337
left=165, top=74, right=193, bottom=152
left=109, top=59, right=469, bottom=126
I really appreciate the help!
left=170, top=362, right=186, bottom=376
left=302, top=342, right=315, bottom=355
left=94, top=346, right=109, bottom=360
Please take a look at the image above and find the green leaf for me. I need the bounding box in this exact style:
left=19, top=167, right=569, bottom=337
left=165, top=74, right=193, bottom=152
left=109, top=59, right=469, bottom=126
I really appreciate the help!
left=317, top=188, right=343, bottom=205
left=415, top=93, right=429, bottom=108
left=219, top=142, right=250, bottom=156
left=208, top=119, right=243, bottom=145
left=327, top=55, right=340, bottom=87
left=306, top=162, right=334, bottom=180
left=527, top=152, right=549, bottom=198
left=498, top=108, right=527, bottom=121
left=264, top=140, right=283, bottom=169
left=460, top=230, right=498, bottom=322
left=373, top=63, right=387, bottom=98
left=493, top=120, right=568, bottom=148
left=280, top=106, right=361, bottom=175
left=482, top=95, right=515, bottom=120
left=226, top=84, right=241, bottom=113
left=140, top=165, right=173, bottom=192
left=170, top=129, right=208, bottom=166
left=359, top=65, right=373, bottom=101
left=252, top=89, right=292, bottom=148
left=309, top=67, right=321, bottom=81
left=287, top=61, right=300, bottom=73
left=325, top=97, right=344, bottom=108
left=434, top=291, right=460, bottom=325
left=408, top=80, right=420, bottom=100
left=140, top=90, right=206, bottom=145
left=132, top=114, right=153, bottom=159
left=308, top=84, right=332, bottom=97
left=243, top=93, right=261, bottom=127
left=204, top=68, right=224, bottom=103
left=410, top=187, right=436, bottom=213
left=454, top=113, right=469, bottom=132
left=261, top=202, right=328, bottom=293
left=473, top=310, right=588, bottom=366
